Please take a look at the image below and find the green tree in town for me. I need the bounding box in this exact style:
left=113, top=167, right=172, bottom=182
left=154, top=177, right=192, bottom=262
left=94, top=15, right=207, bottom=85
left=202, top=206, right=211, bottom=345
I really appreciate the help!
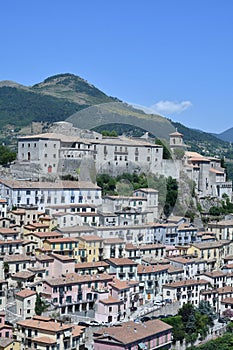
left=163, top=315, right=185, bottom=342
left=35, top=293, right=47, bottom=316
left=155, top=138, right=172, bottom=159
left=0, top=145, right=16, bottom=165
left=197, top=300, right=216, bottom=326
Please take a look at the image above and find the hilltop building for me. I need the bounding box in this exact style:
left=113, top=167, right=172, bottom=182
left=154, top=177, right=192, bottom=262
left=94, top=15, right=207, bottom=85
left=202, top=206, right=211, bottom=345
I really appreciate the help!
left=8, top=122, right=232, bottom=203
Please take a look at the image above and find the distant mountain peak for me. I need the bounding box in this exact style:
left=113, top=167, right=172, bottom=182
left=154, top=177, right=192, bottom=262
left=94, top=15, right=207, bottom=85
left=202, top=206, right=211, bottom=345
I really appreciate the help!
left=216, top=127, right=233, bottom=142
left=31, top=72, right=114, bottom=105
left=32, top=73, right=89, bottom=87
left=0, top=80, right=27, bottom=89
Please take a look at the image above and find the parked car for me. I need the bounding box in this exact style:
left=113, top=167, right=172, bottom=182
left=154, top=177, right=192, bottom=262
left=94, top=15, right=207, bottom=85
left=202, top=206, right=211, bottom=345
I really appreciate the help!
left=140, top=316, right=151, bottom=322
left=78, top=321, right=90, bottom=327
left=89, top=320, right=101, bottom=326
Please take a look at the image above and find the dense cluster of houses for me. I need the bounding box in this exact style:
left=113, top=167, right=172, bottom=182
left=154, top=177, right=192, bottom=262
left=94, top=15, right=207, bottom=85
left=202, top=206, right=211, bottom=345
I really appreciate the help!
left=0, top=125, right=232, bottom=349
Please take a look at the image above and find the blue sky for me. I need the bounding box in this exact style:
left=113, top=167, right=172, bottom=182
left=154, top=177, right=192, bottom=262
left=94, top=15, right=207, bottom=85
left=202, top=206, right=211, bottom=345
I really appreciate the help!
left=0, top=0, right=232, bottom=133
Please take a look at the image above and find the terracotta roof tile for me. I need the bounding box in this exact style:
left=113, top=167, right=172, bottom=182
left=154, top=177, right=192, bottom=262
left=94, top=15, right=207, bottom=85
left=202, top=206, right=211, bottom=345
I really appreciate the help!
left=106, top=258, right=138, bottom=266
left=15, top=289, right=36, bottom=298
left=100, top=296, right=123, bottom=305
left=17, top=319, right=72, bottom=332
left=94, top=320, right=172, bottom=345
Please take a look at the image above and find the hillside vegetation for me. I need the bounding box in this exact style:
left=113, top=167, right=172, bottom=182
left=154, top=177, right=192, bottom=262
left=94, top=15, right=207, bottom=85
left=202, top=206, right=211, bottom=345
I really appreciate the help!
left=0, top=86, right=86, bottom=129
left=0, top=73, right=117, bottom=131
left=0, top=73, right=232, bottom=164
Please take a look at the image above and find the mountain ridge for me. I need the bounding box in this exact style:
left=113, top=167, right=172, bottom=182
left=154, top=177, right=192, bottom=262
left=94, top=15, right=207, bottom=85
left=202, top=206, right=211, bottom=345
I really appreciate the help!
left=0, top=73, right=231, bottom=157
left=214, top=127, right=233, bottom=142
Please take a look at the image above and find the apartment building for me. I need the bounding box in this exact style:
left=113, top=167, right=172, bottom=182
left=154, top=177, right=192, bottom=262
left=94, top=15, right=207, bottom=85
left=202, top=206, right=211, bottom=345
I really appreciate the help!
left=15, top=289, right=37, bottom=319
left=76, top=235, right=104, bottom=263
left=162, top=278, right=210, bottom=307
left=95, top=224, right=155, bottom=245
left=105, top=258, right=138, bottom=280
left=187, top=240, right=233, bottom=269
left=167, top=256, right=208, bottom=278
left=0, top=179, right=102, bottom=212
left=94, top=319, right=173, bottom=350
left=207, top=219, right=233, bottom=241
left=16, top=316, right=85, bottom=350
left=201, top=285, right=233, bottom=314
left=125, top=243, right=165, bottom=262
left=42, top=273, right=113, bottom=316
left=43, top=238, right=79, bottom=259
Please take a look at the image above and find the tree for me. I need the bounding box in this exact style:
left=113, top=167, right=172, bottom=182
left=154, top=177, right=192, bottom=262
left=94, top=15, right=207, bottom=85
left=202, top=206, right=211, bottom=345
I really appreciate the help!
left=3, top=262, right=9, bottom=278
left=209, top=206, right=221, bottom=216
left=0, top=145, right=16, bottom=165
left=155, top=139, right=172, bottom=159
left=164, top=176, right=178, bottom=216
left=178, top=303, right=196, bottom=324
left=163, top=315, right=185, bottom=342
left=35, top=293, right=47, bottom=316
left=173, top=148, right=185, bottom=160
left=101, top=130, right=118, bottom=137
left=197, top=300, right=216, bottom=326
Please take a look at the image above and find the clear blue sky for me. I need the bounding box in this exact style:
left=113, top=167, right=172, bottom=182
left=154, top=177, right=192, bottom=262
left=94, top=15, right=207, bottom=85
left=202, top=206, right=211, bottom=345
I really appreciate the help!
left=0, top=0, right=232, bottom=133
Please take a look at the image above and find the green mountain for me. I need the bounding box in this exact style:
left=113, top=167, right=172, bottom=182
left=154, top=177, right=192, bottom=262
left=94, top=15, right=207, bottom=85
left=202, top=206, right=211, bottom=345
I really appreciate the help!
left=66, top=102, right=175, bottom=140
left=31, top=73, right=119, bottom=105
left=215, top=127, right=233, bottom=142
left=0, top=73, right=231, bottom=160
left=0, top=73, right=118, bottom=131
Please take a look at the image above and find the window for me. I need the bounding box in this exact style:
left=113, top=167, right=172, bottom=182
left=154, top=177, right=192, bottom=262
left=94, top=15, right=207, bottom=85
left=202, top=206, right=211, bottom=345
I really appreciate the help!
left=45, top=154, right=47, bottom=158
left=26, top=190, right=31, bottom=195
